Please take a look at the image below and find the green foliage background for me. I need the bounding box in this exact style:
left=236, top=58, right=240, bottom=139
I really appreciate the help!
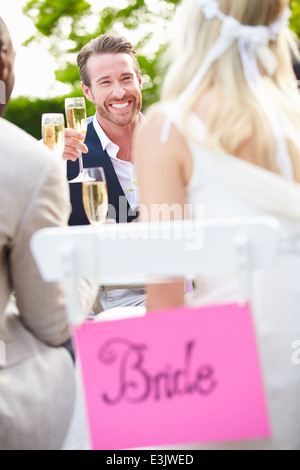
left=4, top=0, right=300, bottom=139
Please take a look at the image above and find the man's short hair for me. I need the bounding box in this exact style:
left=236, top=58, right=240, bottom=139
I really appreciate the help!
left=77, top=34, right=140, bottom=87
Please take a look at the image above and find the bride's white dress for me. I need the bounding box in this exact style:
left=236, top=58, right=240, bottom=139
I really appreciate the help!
left=169, top=112, right=300, bottom=450
left=67, top=111, right=300, bottom=450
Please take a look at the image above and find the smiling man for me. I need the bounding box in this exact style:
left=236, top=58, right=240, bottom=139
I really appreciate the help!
left=63, top=34, right=145, bottom=311
left=64, top=34, right=143, bottom=225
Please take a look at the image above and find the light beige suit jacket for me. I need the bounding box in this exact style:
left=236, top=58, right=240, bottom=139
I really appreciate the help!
left=0, top=118, right=95, bottom=450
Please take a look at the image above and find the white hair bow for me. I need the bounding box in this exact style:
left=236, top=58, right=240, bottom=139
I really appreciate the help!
left=198, top=0, right=219, bottom=19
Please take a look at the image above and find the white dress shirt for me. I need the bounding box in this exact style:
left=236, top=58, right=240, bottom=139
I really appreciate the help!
left=92, top=114, right=140, bottom=211
left=91, top=114, right=146, bottom=311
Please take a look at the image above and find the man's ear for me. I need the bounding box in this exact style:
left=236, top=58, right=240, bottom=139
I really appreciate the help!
left=81, top=82, right=94, bottom=104
left=0, top=49, right=9, bottom=81
left=138, top=70, right=143, bottom=90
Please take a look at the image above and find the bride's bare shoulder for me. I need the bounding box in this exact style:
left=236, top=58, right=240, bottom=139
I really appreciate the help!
left=136, top=106, right=169, bottom=140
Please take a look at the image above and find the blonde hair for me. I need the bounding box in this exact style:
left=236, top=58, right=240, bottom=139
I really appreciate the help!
left=160, top=0, right=300, bottom=181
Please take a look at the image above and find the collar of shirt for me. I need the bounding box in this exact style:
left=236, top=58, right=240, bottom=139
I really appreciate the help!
left=92, top=114, right=119, bottom=159
left=92, top=113, right=144, bottom=161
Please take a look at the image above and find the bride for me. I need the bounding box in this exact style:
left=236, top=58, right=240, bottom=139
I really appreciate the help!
left=134, top=0, right=300, bottom=450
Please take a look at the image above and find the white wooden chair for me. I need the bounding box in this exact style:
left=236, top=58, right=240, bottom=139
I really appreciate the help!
left=30, top=217, right=282, bottom=449
left=30, top=217, right=281, bottom=324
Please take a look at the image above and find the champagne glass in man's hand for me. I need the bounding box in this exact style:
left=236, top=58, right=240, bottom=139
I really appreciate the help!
left=65, top=97, right=88, bottom=183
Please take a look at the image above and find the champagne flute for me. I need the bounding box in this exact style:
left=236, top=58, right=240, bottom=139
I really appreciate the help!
left=82, top=167, right=108, bottom=225
left=65, top=97, right=88, bottom=183
left=41, top=113, right=65, bottom=157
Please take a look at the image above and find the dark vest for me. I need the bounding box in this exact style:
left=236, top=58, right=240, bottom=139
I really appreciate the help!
left=67, top=119, right=137, bottom=225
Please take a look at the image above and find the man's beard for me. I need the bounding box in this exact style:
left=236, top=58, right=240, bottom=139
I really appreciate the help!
left=95, top=92, right=142, bottom=128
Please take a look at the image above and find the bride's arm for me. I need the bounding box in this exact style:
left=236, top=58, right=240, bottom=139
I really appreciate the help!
left=134, top=111, right=191, bottom=312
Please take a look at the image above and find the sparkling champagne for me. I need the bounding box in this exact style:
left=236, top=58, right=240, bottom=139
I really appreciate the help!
left=42, top=123, right=65, bottom=156
left=66, top=106, right=87, bottom=137
left=82, top=181, right=108, bottom=225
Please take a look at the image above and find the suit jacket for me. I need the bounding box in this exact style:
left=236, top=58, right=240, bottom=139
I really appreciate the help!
left=0, top=118, right=95, bottom=450
left=67, top=118, right=138, bottom=225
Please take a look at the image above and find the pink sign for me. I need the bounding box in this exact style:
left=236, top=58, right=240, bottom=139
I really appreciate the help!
left=73, top=303, right=271, bottom=450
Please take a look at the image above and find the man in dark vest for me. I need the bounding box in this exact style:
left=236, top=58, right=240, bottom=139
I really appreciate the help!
left=63, top=34, right=145, bottom=311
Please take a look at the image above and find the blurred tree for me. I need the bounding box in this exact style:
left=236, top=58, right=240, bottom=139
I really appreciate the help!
left=18, top=0, right=300, bottom=106
left=5, top=0, right=181, bottom=138
left=21, top=0, right=181, bottom=110
left=290, top=0, right=300, bottom=38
